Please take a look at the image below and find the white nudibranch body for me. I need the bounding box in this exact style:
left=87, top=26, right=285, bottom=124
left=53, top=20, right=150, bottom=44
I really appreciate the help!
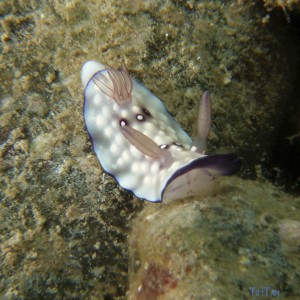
left=82, top=61, right=241, bottom=202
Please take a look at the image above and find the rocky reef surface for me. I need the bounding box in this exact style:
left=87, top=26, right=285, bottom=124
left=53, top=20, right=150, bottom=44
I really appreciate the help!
left=0, top=0, right=299, bottom=299
left=128, top=177, right=300, bottom=299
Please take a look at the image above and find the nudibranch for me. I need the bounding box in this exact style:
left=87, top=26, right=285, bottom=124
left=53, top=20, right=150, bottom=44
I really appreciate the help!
left=82, top=61, right=241, bottom=202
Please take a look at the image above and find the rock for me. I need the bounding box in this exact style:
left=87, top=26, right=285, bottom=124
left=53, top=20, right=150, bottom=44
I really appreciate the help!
left=128, top=178, right=300, bottom=299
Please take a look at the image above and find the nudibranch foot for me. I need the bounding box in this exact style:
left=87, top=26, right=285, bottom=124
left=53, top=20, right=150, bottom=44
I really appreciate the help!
left=162, top=153, right=241, bottom=202
left=82, top=60, right=241, bottom=203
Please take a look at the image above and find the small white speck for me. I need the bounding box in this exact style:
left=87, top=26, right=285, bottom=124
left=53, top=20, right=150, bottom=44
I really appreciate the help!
left=143, top=175, right=151, bottom=185
left=111, top=120, right=118, bottom=128
left=150, top=161, right=159, bottom=173
left=114, top=134, right=124, bottom=146
left=110, top=144, right=118, bottom=154
left=93, top=95, right=101, bottom=106
left=136, top=114, right=144, bottom=121
left=116, top=157, right=123, bottom=166
left=131, top=162, right=140, bottom=173
left=132, top=105, right=140, bottom=113
left=96, top=115, right=104, bottom=127
left=112, top=103, right=119, bottom=112
left=104, top=127, right=113, bottom=137
left=121, top=149, right=131, bottom=162
left=120, top=110, right=129, bottom=118
left=144, top=122, right=155, bottom=134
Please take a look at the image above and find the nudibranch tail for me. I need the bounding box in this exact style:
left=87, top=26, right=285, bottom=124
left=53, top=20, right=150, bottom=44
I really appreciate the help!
left=162, top=153, right=241, bottom=202
left=187, top=153, right=241, bottom=176
left=92, top=64, right=132, bottom=105
left=194, top=91, right=211, bottom=153
left=82, top=60, right=241, bottom=203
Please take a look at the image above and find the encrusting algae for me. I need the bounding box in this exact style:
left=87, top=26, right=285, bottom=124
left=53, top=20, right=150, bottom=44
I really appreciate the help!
left=128, top=177, right=300, bottom=299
